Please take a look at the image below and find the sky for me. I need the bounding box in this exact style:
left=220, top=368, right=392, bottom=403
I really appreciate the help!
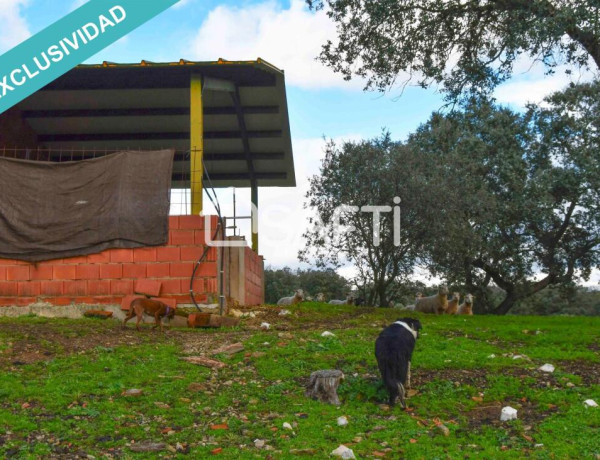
left=1, top=0, right=597, bottom=285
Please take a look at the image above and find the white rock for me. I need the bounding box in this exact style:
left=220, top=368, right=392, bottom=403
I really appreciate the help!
left=331, top=444, right=356, bottom=459
left=534, top=444, right=544, bottom=448
left=260, top=322, right=271, bottom=330
left=321, top=331, right=336, bottom=337
left=512, top=355, right=524, bottom=360
left=500, top=406, right=518, bottom=421
left=584, top=399, right=598, bottom=407
left=539, top=364, right=555, bottom=373
left=337, top=416, right=348, bottom=426
left=230, top=309, right=243, bottom=318
left=279, top=309, right=291, bottom=316
left=254, top=439, right=265, bottom=449
left=487, top=354, right=496, bottom=358
left=283, top=422, right=293, bottom=430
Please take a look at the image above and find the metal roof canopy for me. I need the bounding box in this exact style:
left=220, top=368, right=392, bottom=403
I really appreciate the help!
left=14, top=58, right=296, bottom=188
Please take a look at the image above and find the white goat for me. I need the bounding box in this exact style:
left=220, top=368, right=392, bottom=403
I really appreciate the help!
left=277, top=289, right=304, bottom=306
left=458, top=294, right=475, bottom=315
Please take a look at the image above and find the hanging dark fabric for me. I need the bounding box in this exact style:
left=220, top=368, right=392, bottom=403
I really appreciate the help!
left=0, top=149, right=174, bottom=262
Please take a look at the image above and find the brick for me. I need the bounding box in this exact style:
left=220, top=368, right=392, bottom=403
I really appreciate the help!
left=110, top=249, right=134, bottom=263
left=88, top=280, right=111, bottom=296
left=146, top=263, right=170, bottom=278
left=0, top=281, right=18, bottom=296
left=194, top=230, right=207, bottom=245
left=64, top=255, right=88, bottom=264
left=133, top=248, right=157, bottom=263
left=179, top=215, right=204, bottom=230
left=206, top=247, right=218, bottom=262
left=45, top=258, right=64, bottom=265
left=40, top=280, right=63, bottom=296
left=76, top=264, right=100, bottom=280
left=53, top=265, right=77, bottom=280
left=122, top=264, right=147, bottom=279
left=170, top=262, right=194, bottom=278
left=16, top=297, right=36, bottom=306
left=121, top=294, right=144, bottom=310
left=6, top=265, right=30, bottom=281
left=99, top=264, right=122, bottom=280
left=169, top=216, right=180, bottom=229
left=30, top=265, right=53, bottom=280
left=134, top=279, right=162, bottom=297
left=17, top=281, right=40, bottom=297
left=170, top=229, right=195, bottom=246
left=87, top=252, right=111, bottom=263
left=161, top=279, right=182, bottom=294
left=64, top=280, right=88, bottom=296
left=180, top=246, right=206, bottom=262
left=93, top=296, right=120, bottom=305
left=0, top=266, right=5, bottom=280
left=156, top=247, right=180, bottom=262
left=191, top=277, right=204, bottom=293
left=111, top=280, right=133, bottom=295
left=51, top=297, right=73, bottom=306
left=196, top=263, right=217, bottom=278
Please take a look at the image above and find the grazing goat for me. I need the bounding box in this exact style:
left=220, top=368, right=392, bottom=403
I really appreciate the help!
left=277, top=289, right=304, bottom=306
left=415, top=285, right=449, bottom=314
left=458, top=294, right=474, bottom=315
left=316, top=293, right=326, bottom=302
left=328, top=295, right=354, bottom=306
left=445, top=292, right=461, bottom=314
left=404, top=292, right=422, bottom=311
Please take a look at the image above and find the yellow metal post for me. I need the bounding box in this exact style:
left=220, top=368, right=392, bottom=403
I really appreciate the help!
left=190, top=74, right=203, bottom=215
left=251, top=181, right=258, bottom=252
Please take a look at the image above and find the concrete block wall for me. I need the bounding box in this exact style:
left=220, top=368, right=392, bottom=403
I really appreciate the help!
left=0, top=215, right=219, bottom=307
left=244, top=247, right=264, bottom=306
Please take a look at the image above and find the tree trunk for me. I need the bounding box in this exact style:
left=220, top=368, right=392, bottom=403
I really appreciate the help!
left=493, top=291, right=518, bottom=315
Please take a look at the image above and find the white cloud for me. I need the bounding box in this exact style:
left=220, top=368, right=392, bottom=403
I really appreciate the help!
left=172, top=0, right=191, bottom=9
left=189, top=0, right=360, bottom=90
left=494, top=57, right=597, bottom=107
left=0, top=0, right=30, bottom=53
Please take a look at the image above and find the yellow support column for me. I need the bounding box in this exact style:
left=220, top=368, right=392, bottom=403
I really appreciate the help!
left=190, top=74, right=204, bottom=215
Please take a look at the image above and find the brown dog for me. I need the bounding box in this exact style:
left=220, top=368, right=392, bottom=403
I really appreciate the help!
left=123, top=298, right=175, bottom=332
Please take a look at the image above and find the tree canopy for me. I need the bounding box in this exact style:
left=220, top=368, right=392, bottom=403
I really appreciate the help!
left=308, top=0, right=600, bottom=99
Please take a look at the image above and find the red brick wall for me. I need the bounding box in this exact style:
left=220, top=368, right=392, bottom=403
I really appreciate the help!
left=0, top=215, right=220, bottom=307
left=244, top=247, right=264, bottom=306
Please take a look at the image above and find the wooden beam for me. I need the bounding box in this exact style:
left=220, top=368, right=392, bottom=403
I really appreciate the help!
left=190, top=74, right=203, bottom=215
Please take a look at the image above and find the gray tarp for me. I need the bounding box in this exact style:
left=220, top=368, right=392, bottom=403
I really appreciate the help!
left=0, top=149, right=174, bottom=262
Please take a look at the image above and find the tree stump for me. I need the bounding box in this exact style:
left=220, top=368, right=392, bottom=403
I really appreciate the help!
left=305, top=369, right=345, bottom=405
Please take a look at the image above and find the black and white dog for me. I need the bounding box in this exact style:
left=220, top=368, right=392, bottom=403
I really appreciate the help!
left=375, top=317, right=422, bottom=408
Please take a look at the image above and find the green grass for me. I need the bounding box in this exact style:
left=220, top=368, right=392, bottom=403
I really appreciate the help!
left=0, top=305, right=599, bottom=459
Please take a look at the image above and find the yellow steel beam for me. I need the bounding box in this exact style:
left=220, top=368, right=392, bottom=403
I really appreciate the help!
left=190, top=74, right=203, bottom=215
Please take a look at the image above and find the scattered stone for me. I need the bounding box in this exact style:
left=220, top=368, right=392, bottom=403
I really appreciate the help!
left=488, top=354, right=496, bottom=358
left=129, top=441, right=166, bottom=453
left=181, top=356, right=226, bottom=369
left=279, top=309, right=291, bottom=316
left=278, top=332, right=294, bottom=340
left=211, top=343, right=244, bottom=356
left=251, top=352, right=266, bottom=358
left=282, top=422, right=293, bottom=430
left=154, top=402, right=170, bottom=409
left=123, top=389, right=143, bottom=397
left=500, top=406, right=518, bottom=421
left=584, top=399, right=598, bottom=408
left=321, top=331, right=336, bottom=337
left=371, top=425, right=386, bottom=432
left=337, top=416, right=348, bottom=426
left=229, top=309, right=244, bottom=318
left=331, top=444, right=356, bottom=459
left=254, top=439, right=266, bottom=449
left=188, top=383, right=205, bottom=392
left=435, top=424, right=450, bottom=437
left=534, top=444, right=544, bottom=448
left=539, top=364, right=555, bottom=373
left=260, top=322, right=271, bottom=330
left=566, top=382, right=575, bottom=388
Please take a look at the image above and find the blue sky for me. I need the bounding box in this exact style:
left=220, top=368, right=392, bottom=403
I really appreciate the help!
left=1, top=0, right=595, bottom=284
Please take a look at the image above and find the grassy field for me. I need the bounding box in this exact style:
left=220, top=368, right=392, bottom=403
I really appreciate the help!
left=0, top=303, right=599, bottom=459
